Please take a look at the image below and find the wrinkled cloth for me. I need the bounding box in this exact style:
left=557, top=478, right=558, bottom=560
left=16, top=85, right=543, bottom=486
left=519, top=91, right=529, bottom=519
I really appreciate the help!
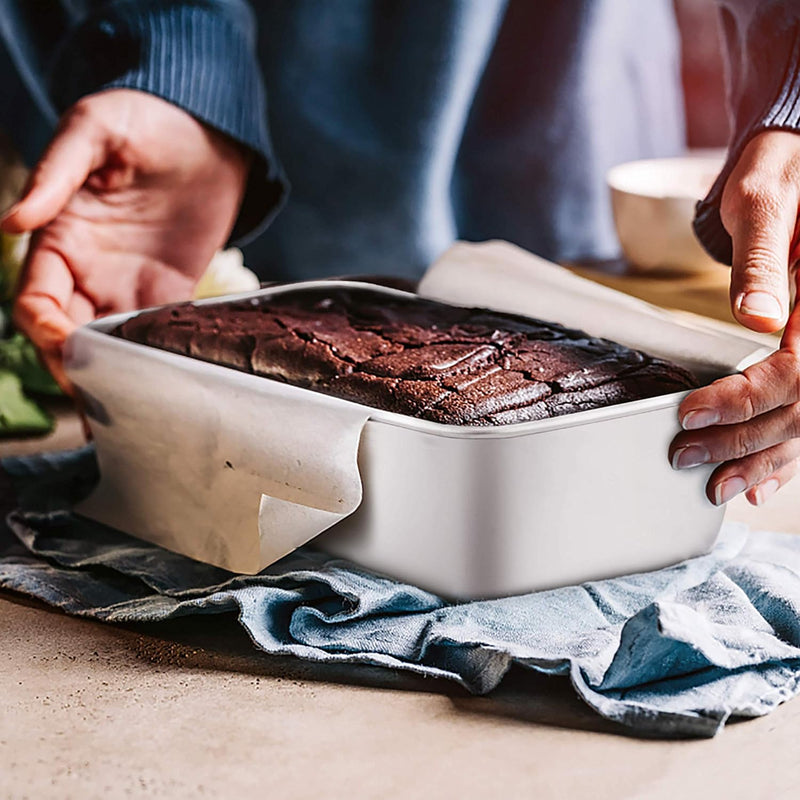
left=2, top=447, right=800, bottom=739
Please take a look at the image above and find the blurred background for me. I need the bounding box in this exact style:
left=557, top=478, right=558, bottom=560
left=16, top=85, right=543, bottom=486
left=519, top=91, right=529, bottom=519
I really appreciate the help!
left=675, top=0, right=729, bottom=150
left=0, top=0, right=732, bottom=200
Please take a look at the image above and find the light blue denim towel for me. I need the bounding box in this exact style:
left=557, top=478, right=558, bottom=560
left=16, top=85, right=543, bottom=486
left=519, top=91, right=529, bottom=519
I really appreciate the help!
left=2, top=447, right=800, bottom=739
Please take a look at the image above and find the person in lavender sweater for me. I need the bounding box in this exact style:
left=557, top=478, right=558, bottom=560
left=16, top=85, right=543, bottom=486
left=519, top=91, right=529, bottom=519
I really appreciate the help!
left=0, top=0, right=798, bottom=508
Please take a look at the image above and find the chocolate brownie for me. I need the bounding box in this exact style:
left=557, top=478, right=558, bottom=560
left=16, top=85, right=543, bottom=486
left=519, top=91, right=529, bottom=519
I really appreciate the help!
left=112, top=286, right=697, bottom=425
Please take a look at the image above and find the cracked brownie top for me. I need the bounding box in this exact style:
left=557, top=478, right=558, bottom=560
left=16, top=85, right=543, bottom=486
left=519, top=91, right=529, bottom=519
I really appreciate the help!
left=112, top=286, right=698, bottom=426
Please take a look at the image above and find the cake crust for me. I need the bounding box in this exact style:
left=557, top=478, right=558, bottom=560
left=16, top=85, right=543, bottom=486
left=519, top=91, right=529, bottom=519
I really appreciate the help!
left=112, top=286, right=697, bottom=425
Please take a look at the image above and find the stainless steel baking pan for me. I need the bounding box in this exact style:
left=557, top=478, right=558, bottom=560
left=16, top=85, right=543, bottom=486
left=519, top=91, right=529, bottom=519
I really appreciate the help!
left=64, top=251, right=770, bottom=598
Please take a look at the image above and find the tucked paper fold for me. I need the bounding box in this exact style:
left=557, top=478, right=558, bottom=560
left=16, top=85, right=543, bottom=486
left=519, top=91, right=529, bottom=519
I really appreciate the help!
left=65, top=327, right=369, bottom=574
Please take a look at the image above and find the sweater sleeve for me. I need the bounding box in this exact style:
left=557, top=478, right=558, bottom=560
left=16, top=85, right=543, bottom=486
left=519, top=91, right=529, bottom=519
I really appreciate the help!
left=48, top=0, right=287, bottom=243
left=694, top=0, right=800, bottom=264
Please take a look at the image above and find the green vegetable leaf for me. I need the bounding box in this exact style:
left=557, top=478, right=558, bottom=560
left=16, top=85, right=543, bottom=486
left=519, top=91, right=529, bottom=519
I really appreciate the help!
left=0, top=369, right=53, bottom=435
left=0, top=332, right=61, bottom=395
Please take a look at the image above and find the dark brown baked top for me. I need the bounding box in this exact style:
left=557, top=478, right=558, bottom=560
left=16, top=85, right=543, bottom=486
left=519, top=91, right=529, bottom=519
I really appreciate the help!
left=112, top=286, right=697, bottom=425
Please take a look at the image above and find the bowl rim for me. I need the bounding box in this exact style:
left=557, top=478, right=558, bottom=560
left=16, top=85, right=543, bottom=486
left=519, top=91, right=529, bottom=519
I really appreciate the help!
left=607, top=156, right=725, bottom=200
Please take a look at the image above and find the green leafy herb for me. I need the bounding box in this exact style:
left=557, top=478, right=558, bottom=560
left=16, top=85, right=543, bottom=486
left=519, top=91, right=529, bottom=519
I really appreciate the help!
left=0, top=332, right=61, bottom=395
left=0, top=369, right=53, bottom=435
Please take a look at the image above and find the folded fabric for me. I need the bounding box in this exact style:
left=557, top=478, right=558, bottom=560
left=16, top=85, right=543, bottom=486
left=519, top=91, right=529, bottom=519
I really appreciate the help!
left=2, top=446, right=800, bottom=739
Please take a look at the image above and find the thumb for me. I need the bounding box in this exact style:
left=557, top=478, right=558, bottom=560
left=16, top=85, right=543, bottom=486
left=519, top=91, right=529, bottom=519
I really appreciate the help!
left=0, top=107, right=105, bottom=234
left=723, top=184, right=795, bottom=334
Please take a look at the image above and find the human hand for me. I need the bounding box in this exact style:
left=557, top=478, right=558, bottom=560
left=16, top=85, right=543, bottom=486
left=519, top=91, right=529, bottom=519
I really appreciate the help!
left=0, top=89, right=250, bottom=389
left=670, top=131, right=800, bottom=506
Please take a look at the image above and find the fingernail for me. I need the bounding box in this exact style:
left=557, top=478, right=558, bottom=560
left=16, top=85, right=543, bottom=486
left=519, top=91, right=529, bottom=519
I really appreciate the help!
left=672, top=444, right=710, bottom=470
left=736, top=291, right=783, bottom=320
left=681, top=408, right=720, bottom=430
left=714, top=476, right=748, bottom=505
left=754, top=478, right=780, bottom=506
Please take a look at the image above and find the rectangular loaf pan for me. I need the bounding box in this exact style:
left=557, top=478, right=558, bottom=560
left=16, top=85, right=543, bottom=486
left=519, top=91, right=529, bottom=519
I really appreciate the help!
left=65, top=267, right=770, bottom=598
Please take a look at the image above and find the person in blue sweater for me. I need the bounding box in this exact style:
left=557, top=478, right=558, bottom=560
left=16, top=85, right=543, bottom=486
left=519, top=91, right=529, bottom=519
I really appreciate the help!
left=0, top=0, right=798, bottom=508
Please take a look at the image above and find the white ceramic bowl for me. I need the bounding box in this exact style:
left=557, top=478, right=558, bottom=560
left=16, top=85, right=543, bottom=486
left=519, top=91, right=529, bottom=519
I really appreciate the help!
left=607, top=156, right=726, bottom=274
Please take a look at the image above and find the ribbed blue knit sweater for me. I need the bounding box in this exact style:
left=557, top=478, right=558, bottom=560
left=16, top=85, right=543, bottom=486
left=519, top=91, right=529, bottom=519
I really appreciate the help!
left=0, top=1, right=798, bottom=280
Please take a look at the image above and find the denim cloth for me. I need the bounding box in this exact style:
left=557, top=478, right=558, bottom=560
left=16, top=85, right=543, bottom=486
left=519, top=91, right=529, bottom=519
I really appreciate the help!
left=3, top=446, right=800, bottom=739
